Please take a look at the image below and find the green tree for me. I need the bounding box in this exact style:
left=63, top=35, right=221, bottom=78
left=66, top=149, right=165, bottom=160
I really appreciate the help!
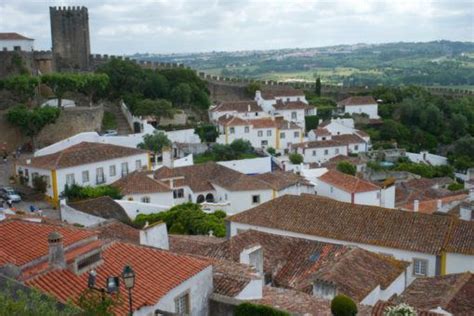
left=267, top=147, right=276, bottom=156
left=229, top=139, right=253, bottom=154
left=6, top=105, right=60, bottom=149
left=64, top=184, right=123, bottom=202
left=330, top=295, right=357, bottom=316
left=78, top=288, right=123, bottom=316
left=96, top=59, right=144, bottom=97
left=289, top=153, right=303, bottom=165
left=170, top=83, right=192, bottom=106
left=315, top=77, right=322, bottom=97
left=4, top=75, right=39, bottom=104
left=143, top=71, right=169, bottom=99
left=235, top=302, right=290, bottom=316
left=41, top=73, right=81, bottom=107
left=78, top=73, right=110, bottom=106
left=137, top=131, right=172, bottom=165
left=336, top=161, right=357, bottom=176
left=195, top=124, right=219, bottom=143
left=245, top=82, right=261, bottom=98
left=132, top=98, right=175, bottom=118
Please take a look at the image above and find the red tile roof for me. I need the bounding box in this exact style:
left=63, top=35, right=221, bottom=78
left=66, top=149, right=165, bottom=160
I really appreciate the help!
left=0, top=219, right=96, bottom=267
left=112, top=170, right=171, bottom=194
left=228, top=195, right=473, bottom=255
left=17, top=142, right=147, bottom=170
left=273, top=100, right=313, bottom=111
left=68, top=196, right=131, bottom=223
left=318, top=169, right=380, bottom=193
left=27, top=242, right=211, bottom=315
left=389, top=273, right=474, bottom=315
left=312, top=128, right=331, bottom=136
left=332, top=134, right=367, bottom=145
left=401, top=194, right=468, bottom=214
left=292, top=140, right=347, bottom=150
left=0, top=32, right=33, bottom=41
left=253, top=171, right=313, bottom=191
left=338, top=96, right=377, bottom=106
left=210, top=100, right=262, bottom=113
left=217, top=115, right=249, bottom=127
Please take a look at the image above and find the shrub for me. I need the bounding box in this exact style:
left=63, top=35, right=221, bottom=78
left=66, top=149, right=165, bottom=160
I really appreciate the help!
left=235, top=302, right=290, bottom=316
left=289, top=153, right=303, bottom=165
left=102, top=111, right=117, bottom=130
left=331, top=295, right=357, bottom=316
left=32, top=176, right=48, bottom=194
left=447, top=182, right=464, bottom=191
left=336, top=161, right=357, bottom=176
left=266, top=147, right=276, bottom=156
left=64, top=184, right=123, bottom=201
left=305, top=115, right=319, bottom=132
left=384, top=303, right=417, bottom=316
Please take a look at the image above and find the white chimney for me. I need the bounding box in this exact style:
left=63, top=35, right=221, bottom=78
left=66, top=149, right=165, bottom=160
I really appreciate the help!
left=240, top=245, right=263, bottom=276
left=139, top=222, right=169, bottom=250
left=162, top=147, right=173, bottom=168
left=248, top=104, right=251, bottom=112
left=437, top=199, right=442, bottom=211
left=255, top=90, right=262, bottom=100
left=413, top=200, right=419, bottom=212
left=469, top=189, right=474, bottom=201
left=48, top=232, right=66, bottom=268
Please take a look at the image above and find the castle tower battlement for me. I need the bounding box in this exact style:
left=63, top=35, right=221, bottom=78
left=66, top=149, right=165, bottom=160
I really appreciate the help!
left=50, top=6, right=90, bottom=71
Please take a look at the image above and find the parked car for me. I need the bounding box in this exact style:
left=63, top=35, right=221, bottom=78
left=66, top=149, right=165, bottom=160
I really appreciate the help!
left=0, top=187, right=22, bottom=202
left=103, top=130, right=118, bottom=136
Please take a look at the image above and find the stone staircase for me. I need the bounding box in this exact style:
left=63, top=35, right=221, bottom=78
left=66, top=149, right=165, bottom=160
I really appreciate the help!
left=105, top=103, right=132, bottom=135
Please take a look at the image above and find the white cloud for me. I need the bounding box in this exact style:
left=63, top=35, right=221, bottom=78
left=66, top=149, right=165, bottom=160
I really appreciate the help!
left=0, top=0, right=472, bottom=54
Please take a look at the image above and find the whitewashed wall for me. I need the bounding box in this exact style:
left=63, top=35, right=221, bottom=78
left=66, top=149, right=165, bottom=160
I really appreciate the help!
left=213, top=184, right=273, bottom=215
left=406, top=151, right=448, bottom=166
left=445, top=253, right=474, bottom=274
left=115, top=200, right=170, bottom=220
left=344, top=104, right=379, bottom=119
left=60, top=201, right=108, bottom=227
left=0, top=39, right=34, bottom=51
left=297, top=145, right=348, bottom=163
left=217, top=157, right=272, bottom=175
left=140, top=222, right=169, bottom=250
left=122, top=192, right=174, bottom=206
left=360, top=271, right=408, bottom=306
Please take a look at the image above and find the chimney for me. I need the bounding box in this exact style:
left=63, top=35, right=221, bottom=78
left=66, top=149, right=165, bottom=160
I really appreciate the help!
left=437, top=199, right=442, bottom=211
left=48, top=232, right=66, bottom=268
left=469, top=188, right=474, bottom=201
left=248, top=104, right=251, bottom=112
left=413, top=200, right=419, bottom=212
left=140, top=222, right=169, bottom=250
left=162, top=146, right=173, bottom=168
left=255, top=90, right=262, bottom=99
left=240, top=245, right=263, bottom=276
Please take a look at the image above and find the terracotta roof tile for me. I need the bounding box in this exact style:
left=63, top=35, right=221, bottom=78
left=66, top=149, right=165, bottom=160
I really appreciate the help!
left=292, top=140, right=346, bottom=150
left=401, top=194, right=468, bottom=214
left=312, top=128, right=331, bottom=136
left=445, top=220, right=474, bottom=255
left=0, top=32, right=33, bottom=40
left=27, top=242, right=211, bottom=315
left=318, top=169, right=380, bottom=193
left=17, top=142, right=147, bottom=170
left=93, top=220, right=140, bottom=244
left=217, top=115, right=248, bottom=127
left=111, top=170, right=171, bottom=195
left=68, top=196, right=131, bottom=223
left=389, top=273, right=474, bottom=315
left=332, top=133, right=367, bottom=145
left=338, top=96, right=377, bottom=106
left=253, top=171, right=313, bottom=191
left=273, top=100, right=313, bottom=110
left=210, top=100, right=262, bottom=113
left=228, top=195, right=472, bottom=255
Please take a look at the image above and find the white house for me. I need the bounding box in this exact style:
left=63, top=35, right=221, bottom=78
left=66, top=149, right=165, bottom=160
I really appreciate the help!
left=291, top=140, right=348, bottom=164
left=0, top=32, right=34, bottom=51
left=216, top=116, right=303, bottom=153
left=316, top=118, right=356, bottom=136
left=272, top=100, right=316, bottom=130
left=15, top=142, right=150, bottom=205
left=227, top=195, right=474, bottom=283
left=255, top=87, right=308, bottom=113
left=153, top=162, right=275, bottom=215
left=337, top=96, right=379, bottom=119
left=209, top=100, right=267, bottom=122
left=316, top=169, right=395, bottom=208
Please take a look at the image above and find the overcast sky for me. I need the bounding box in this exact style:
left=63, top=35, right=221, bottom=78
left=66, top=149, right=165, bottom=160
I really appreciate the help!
left=1, top=0, right=473, bottom=54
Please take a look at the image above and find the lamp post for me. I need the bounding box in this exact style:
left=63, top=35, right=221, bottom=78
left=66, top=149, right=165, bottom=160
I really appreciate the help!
left=122, top=265, right=135, bottom=316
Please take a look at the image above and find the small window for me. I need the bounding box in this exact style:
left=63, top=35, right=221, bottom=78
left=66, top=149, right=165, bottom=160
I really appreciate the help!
left=66, top=174, right=75, bottom=186
left=229, top=127, right=235, bottom=134
left=96, top=167, right=105, bottom=184
left=286, top=97, right=290, bottom=102
left=82, top=170, right=89, bottom=183
left=413, top=258, right=428, bottom=276
left=141, top=196, right=150, bottom=203
left=291, top=112, right=297, bottom=119
left=354, top=145, right=359, bottom=150
left=261, top=140, right=268, bottom=146
left=173, top=188, right=184, bottom=199
left=312, top=150, right=316, bottom=156
left=109, top=165, right=116, bottom=177
left=297, top=97, right=300, bottom=101
left=280, top=132, right=286, bottom=139
left=252, top=195, right=261, bottom=204
left=335, top=148, right=340, bottom=154
left=244, top=126, right=250, bottom=133
left=377, top=192, right=381, bottom=199
left=135, top=160, right=142, bottom=170
left=175, top=292, right=190, bottom=315
left=224, top=193, right=228, bottom=200
left=267, top=130, right=272, bottom=136
left=294, top=131, right=299, bottom=138
left=330, top=186, right=334, bottom=193
left=322, top=137, right=326, bottom=140
left=324, top=149, right=329, bottom=155
left=121, top=162, right=129, bottom=177
left=258, top=130, right=263, bottom=137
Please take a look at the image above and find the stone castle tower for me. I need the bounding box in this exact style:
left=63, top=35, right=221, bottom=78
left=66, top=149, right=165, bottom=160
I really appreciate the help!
left=50, top=6, right=90, bottom=71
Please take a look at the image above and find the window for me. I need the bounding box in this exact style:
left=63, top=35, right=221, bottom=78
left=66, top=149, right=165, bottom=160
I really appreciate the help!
left=229, top=127, right=235, bottom=134
left=96, top=167, right=105, bottom=184
left=297, top=97, right=300, bottom=101
left=267, top=130, right=272, bottom=136
left=76, top=252, right=101, bottom=272
left=141, top=196, right=150, bottom=203
left=32, top=172, right=39, bottom=179
left=335, top=148, right=340, bottom=154
left=330, top=186, right=334, bottom=193
left=280, top=132, right=286, bottom=139
left=244, top=126, right=250, bottom=133
left=82, top=171, right=89, bottom=183
left=225, top=193, right=228, bottom=200
left=291, top=112, right=297, bottom=119
left=175, top=292, right=190, bottom=315
left=286, top=98, right=290, bottom=102
left=261, top=140, right=268, bottom=146
left=135, top=160, right=142, bottom=170
left=294, top=131, right=299, bottom=138
left=66, top=174, right=75, bottom=186
left=258, top=130, right=263, bottom=137
left=413, top=258, right=428, bottom=276
left=312, top=150, right=316, bottom=156
left=121, top=162, right=129, bottom=176
left=109, top=165, right=116, bottom=177
left=252, top=195, right=261, bottom=204
left=377, top=192, right=381, bottom=199
left=354, top=145, right=359, bottom=150
left=173, top=188, right=184, bottom=199
left=324, top=149, right=329, bottom=155
left=313, top=282, right=336, bottom=300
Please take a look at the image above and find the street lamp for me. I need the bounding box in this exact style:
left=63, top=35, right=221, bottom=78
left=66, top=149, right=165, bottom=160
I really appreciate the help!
left=122, top=265, right=135, bottom=316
